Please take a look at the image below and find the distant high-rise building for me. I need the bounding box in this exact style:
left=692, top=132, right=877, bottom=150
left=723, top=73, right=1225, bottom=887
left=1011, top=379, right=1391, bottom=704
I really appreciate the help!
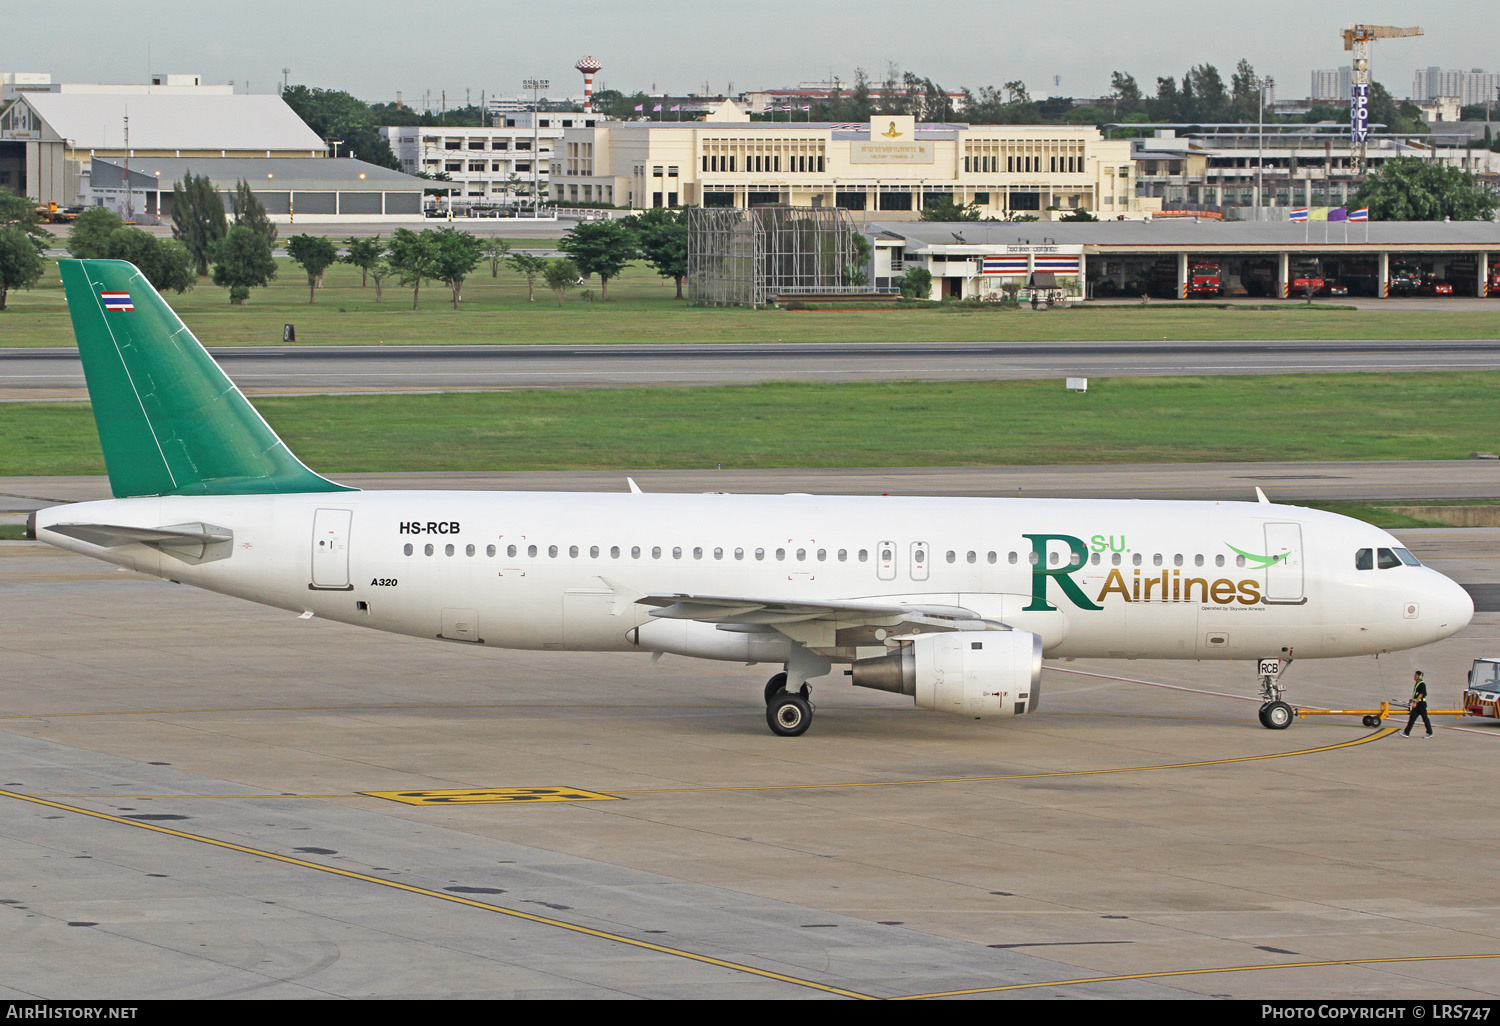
left=1310, top=68, right=1351, bottom=102
left=1411, top=67, right=1500, bottom=107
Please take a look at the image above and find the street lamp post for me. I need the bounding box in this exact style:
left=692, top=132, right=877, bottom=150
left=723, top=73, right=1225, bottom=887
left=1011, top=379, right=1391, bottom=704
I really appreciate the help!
left=523, top=77, right=549, bottom=217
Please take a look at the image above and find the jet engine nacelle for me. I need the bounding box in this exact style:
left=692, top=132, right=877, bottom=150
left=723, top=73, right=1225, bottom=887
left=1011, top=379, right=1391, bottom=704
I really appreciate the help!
left=850, top=631, right=1043, bottom=717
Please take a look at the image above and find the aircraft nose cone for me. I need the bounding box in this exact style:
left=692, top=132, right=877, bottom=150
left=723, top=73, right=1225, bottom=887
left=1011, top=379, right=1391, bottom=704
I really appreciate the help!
left=1427, top=573, right=1474, bottom=639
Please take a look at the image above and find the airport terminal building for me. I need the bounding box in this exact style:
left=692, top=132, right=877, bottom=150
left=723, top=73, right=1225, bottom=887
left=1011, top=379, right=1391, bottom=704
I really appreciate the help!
left=559, top=107, right=1151, bottom=220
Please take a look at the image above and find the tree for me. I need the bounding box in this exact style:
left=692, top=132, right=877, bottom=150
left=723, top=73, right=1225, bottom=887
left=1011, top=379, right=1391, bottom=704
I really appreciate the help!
left=231, top=180, right=277, bottom=247
left=0, top=225, right=45, bottom=310
left=1186, top=64, right=1228, bottom=122
left=1110, top=72, right=1144, bottom=118
left=342, top=235, right=385, bottom=286
left=104, top=227, right=194, bottom=294
left=280, top=85, right=401, bottom=169
left=387, top=227, right=441, bottom=309
left=1352, top=157, right=1497, bottom=221
left=153, top=239, right=198, bottom=294
left=508, top=251, right=547, bottom=301
left=557, top=218, right=636, bottom=300
left=483, top=237, right=511, bottom=277
left=427, top=227, right=485, bottom=308
left=1059, top=208, right=1099, bottom=222
left=920, top=196, right=984, bottom=221
left=171, top=173, right=227, bottom=276
left=897, top=266, right=932, bottom=300
left=286, top=234, right=340, bottom=302
left=211, top=224, right=276, bottom=304
left=542, top=257, right=580, bottom=306
left=67, top=206, right=126, bottom=258
left=0, top=186, right=51, bottom=246
left=369, top=258, right=393, bottom=303
left=627, top=208, right=688, bottom=298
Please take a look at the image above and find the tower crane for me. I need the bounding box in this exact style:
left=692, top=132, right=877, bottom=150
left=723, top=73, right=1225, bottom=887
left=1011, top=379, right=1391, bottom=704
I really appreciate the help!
left=1343, top=24, right=1422, bottom=168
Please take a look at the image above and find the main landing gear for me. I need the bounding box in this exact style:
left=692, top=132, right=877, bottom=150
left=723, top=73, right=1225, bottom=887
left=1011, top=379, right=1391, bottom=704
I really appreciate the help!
left=1257, top=656, right=1294, bottom=730
left=764, top=671, right=814, bottom=737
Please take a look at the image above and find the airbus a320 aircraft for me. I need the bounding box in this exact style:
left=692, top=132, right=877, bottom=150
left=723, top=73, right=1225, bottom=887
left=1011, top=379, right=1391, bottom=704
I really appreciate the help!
left=29, top=260, right=1474, bottom=736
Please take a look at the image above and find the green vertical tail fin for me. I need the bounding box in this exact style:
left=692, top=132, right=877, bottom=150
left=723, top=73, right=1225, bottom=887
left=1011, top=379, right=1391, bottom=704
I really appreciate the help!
left=59, top=259, right=353, bottom=497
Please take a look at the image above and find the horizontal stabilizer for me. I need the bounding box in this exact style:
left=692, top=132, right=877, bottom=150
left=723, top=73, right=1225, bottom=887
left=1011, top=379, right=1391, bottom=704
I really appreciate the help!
left=48, top=522, right=234, bottom=564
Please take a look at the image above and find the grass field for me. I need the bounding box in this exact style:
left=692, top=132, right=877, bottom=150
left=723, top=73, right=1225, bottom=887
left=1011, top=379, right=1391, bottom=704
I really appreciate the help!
left=4, top=372, right=1497, bottom=478
left=3, top=258, right=1498, bottom=347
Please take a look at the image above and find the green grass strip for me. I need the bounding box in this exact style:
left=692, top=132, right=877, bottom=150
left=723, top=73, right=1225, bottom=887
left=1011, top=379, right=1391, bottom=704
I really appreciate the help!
left=3, top=372, right=1499, bottom=478
left=2, top=259, right=1499, bottom=346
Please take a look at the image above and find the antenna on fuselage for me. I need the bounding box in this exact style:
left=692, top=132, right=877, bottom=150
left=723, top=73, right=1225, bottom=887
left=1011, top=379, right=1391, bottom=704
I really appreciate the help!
left=1255, top=487, right=1270, bottom=504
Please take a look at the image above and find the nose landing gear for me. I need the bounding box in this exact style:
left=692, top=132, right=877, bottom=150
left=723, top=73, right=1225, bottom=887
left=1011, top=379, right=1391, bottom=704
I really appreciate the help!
left=1257, top=656, right=1294, bottom=730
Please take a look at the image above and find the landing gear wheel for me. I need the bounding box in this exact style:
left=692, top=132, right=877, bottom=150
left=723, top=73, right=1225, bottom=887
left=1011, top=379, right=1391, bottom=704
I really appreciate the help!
left=767, top=693, right=812, bottom=737
left=763, top=672, right=788, bottom=705
left=1262, top=700, right=1293, bottom=730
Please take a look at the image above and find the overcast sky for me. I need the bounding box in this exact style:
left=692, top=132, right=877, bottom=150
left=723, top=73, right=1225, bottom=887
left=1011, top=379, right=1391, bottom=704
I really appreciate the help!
left=12, top=1, right=1496, bottom=107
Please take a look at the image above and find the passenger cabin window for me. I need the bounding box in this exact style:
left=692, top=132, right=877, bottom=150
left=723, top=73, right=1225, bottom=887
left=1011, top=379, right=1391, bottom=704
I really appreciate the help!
left=486, top=545, right=496, bottom=557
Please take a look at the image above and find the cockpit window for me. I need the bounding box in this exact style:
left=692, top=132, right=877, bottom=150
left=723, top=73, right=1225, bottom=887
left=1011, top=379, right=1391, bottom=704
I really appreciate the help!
left=1355, top=548, right=1373, bottom=570
left=1393, top=547, right=1421, bottom=566
left=1377, top=547, right=1402, bottom=569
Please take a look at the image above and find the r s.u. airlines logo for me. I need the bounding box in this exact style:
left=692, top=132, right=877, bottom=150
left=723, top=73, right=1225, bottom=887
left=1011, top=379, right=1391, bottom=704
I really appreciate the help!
left=1023, top=533, right=1281, bottom=612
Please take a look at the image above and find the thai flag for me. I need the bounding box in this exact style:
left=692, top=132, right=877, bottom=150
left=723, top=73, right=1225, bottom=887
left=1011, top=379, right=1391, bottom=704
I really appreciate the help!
left=981, top=256, right=1029, bottom=275
left=799, top=105, right=811, bottom=111
left=1348, top=207, right=1369, bottom=221
left=100, top=291, right=134, bottom=311
left=781, top=104, right=793, bottom=111
left=1034, top=255, right=1080, bottom=273
left=1289, top=208, right=1308, bottom=222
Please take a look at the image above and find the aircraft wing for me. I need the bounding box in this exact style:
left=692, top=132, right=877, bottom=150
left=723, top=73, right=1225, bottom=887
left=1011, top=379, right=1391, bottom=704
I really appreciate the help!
left=639, top=592, right=990, bottom=627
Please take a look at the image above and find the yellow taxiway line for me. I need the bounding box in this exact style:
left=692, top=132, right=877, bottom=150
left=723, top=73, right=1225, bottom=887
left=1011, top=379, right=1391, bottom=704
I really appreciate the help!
left=0, top=788, right=877, bottom=1000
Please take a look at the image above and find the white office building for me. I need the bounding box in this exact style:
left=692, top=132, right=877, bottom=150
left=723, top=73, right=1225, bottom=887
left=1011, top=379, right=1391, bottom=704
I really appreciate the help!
left=381, top=111, right=601, bottom=211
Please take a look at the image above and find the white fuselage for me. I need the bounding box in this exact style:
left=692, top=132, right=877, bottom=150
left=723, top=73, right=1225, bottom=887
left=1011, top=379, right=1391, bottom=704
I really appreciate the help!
left=33, top=490, right=1474, bottom=667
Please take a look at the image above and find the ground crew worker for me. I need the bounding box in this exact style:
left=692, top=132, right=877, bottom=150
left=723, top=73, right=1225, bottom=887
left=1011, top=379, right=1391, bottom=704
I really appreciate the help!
left=1402, top=669, right=1433, bottom=738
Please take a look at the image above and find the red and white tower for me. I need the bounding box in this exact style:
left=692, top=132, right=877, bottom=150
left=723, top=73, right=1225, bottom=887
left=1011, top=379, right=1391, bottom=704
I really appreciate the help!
left=575, top=56, right=603, bottom=113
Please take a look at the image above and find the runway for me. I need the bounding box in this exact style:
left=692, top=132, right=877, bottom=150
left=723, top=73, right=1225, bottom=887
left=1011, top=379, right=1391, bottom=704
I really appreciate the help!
left=5, top=338, right=1500, bottom=399
left=3, top=459, right=1500, bottom=998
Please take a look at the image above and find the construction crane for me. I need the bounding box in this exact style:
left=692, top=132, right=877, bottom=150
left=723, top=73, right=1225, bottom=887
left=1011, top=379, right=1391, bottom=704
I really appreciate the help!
left=1343, top=24, right=1423, bottom=169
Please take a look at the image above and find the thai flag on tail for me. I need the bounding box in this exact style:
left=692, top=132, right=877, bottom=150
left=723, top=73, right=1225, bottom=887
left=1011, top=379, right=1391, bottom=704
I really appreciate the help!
left=1348, top=207, right=1369, bottom=221
left=1289, top=208, right=1309, bottom=222
left=100, top=291, right=134, bottom=311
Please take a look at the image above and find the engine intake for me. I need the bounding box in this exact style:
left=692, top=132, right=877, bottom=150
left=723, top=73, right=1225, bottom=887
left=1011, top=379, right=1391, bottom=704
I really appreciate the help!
left=851, top=631, right=1042, bottom=717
